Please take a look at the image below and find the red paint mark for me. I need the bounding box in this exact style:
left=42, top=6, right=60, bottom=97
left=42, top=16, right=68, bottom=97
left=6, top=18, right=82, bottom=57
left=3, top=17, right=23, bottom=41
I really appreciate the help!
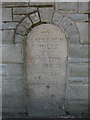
left=27, top=54, right=34, bottom=67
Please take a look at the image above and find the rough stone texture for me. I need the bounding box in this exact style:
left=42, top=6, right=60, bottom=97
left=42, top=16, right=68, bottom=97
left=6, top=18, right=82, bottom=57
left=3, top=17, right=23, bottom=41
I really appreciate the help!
left=69, top=63, right=88, bottom=77
left=2, top=44, right=23, bottom=63
left=2, top=22, right=18, bottom=30
left=2, top=8, right=12, bottom=21
left=76, top=23, right=88, bottom=44
left=67, top=84, right=88, bottom=100
left=29, top=12, right=40, bottom=24
left=79, top=2, right=88, bottom=13
left=14, top=34, right=25, bottom=43
left=52, top=11, right=63, bottom=25
left=39, top=8, right=54, bottom=22
left=1, top=2, right=89, bottom=118
left=22, top=17, right=32, bottom=29
left=55, top=2, right=77, bottom=13
left=16, top=24, right=27, bottom=35
left=2, top=30, right=14, bottom=43
left=13, top=15, right=25, bottom=22
left=27, top=24, right=67, bottom=116
left=65, top=14, right=88, bottom=22
left=69, top=44, right=88, bottom=59
left=13, top=7, right=37, bottom=15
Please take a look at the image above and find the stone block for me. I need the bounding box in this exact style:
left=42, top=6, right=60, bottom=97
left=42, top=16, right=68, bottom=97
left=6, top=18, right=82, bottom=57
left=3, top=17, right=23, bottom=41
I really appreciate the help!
left=29, top=12, right=40, bottom=24
left=16, top=24, right=27, bottom=35
left=76, top=23, right=88, bottom=44
left=1, top=64, right=23, bottom=76
left=69, top=63, right=88, bottom=77
left=68, top=33, right=80, bottom=44
left=22, top=17, right=32, bottom=29
left=2, top=8, right=12, bottom=21
left=14, top=34, right=25, bottom=43
left=65, top=14, right=88, bottom=22
left=55, top=2, right=77, bottom=13
left=67, top=84, right=88, bottom=100
left=2, top=94, right=25, bottom=109
left=66, top=100, right=88, bottom=115
left=2, top=2, right=28, bottom=7
left=13, top=7, right=37, bottom=14
left=69, top=44, right=88, bottom=59
left=2, top=82, right=25, bottom=95
left=2, top=30, right=14, bottom=43
left=39, top=8, right=54, bottom=22
left=52, top=11, right=63, bottom=25
left=2, top=44, right=23, bottom=63
left=79, top=2, right=88, bottom=13
left=68, top=77, right=88, bottom=84
left=13, top=15, right=25, bottom=22
left=2, top=22, right=18, bottom=29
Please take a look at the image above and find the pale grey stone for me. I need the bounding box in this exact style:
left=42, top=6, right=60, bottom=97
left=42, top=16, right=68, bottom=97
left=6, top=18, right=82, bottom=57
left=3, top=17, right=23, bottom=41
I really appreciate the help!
left=29, top=1, right=54, bottom=6
left=14, top=34, right=25, bottom=43
left=68, top=33, right=80, bottom=44
left=2, top=30, right=14, bottom=43
left=66, top=100, right=88, bottom=114
left=76, top=23, right=88, bottom=44
left=52, top=11, right=63, bottom=24
left=2, top=22, right=18, bottom=29
left=16, top=24, right=27, bottom=35
left=69, top=63, right=88, bottom=77
left=65, top=14, right=88, bottom=22
left=2, top=8, right=12, bottom=21
left=67, top=84, right=88, bottom=100
left=30, top=12, right=40, bottom=24
left=1, top=64, right=23, bottom=76
left=55, top=2, right=77, bottom=13
left=39, top=8, right=54, bottom=22
left=13, top=7, right=37, bottom=14
left=68, top=77, right=88, bottom=83
left=13, top=15, right=25, bottom=22
left=22, top=17, right=32, bottom=29
left=2, top=82, right=25, bottom=95
left=79, top=2, right=88, bottom=13
left=2, top=94, right=25, bottom=109
left=60, top=17, right=72, bottom=30
left=69, top=44, right=88, bottom=59
left=2, top=44, right=23, bottom=63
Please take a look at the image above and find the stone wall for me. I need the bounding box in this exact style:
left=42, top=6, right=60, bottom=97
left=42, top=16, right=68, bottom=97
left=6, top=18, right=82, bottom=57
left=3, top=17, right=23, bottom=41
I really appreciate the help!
left=1, top=1, right=89, bottom=117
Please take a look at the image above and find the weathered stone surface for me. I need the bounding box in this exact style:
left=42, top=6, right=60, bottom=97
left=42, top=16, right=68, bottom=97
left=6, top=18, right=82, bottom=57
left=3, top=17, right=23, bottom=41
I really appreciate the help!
left=22, top=17, right=32, bottom=29
left=68, top=33, right=80, bottom=44
left=69, top=63, right=88, bottom=77
left=2, top=44, right=23, bottom=63
left=76, top=23, right=88, bottom=44
left=2, top=95, right=26, bottom=109
left=2, top=30, right=14, bottom=43
left=2, top=2, right=28, bottom=7
left=69, top=44, right=88, bottom=59
left=2, top=82, right=25, bottom=95
left=29, top=12, right=40, bottom=24
left=13, top=15, right=25, bottom=22
left=68, top=77, right=88, bottom=83
left=39, top=8, right=54, bottom=22
left=55, top=2, right=77, bottom=13
left=2, top=8, right=12, bottom=21
left=13, top=7, right=37, bottom=14
left=2, top=22, right=18, bottom=29
left=1, top=64, right=23, bottom=76
left=14, top=34, right=25, bottom=43
left=65, top=14, right=88, bottom=22
left=67, top=84, right=88, bottom=100
left=79, top=2, right=88, bottom=13
left=16, top=24, right=27, bottom=35
left=52, top=11, right=63, bottom=25
left=66, top=100, right=88, bottom=115
left=27, top=24, right=67, bottom=116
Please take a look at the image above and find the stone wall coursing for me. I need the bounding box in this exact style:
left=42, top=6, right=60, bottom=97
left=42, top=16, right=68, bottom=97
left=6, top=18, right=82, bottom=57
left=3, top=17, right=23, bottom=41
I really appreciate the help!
left=1, top=2, right=89, bottom=117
